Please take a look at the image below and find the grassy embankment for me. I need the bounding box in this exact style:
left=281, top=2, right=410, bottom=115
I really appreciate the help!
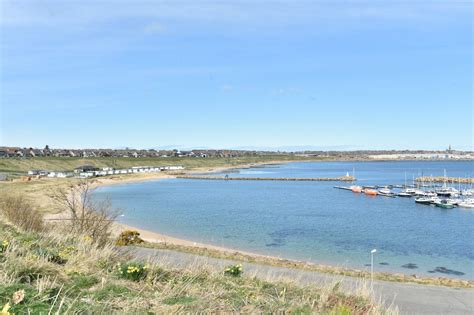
left=0, top=197, right=391, bottom=314
left=0, top=155, right=317, bottom=177
left=141, top=242, right=473, bottom=289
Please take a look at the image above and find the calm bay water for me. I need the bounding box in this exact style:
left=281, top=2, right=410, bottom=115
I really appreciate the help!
left=93, top=161, right=474, bottom=279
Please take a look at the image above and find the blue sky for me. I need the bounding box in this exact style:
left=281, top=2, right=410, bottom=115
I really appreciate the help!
left=0, top=0, right=472, bottom=150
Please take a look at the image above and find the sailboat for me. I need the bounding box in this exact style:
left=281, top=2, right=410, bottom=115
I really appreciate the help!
left=436, top=169, right=459, bottom=197
left=398, top=172, right=415, bottom=197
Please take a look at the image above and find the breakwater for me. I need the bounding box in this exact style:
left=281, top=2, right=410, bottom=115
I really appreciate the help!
left=415, top=176, right=474, bottom=184
left=177, top=175, right=356, bottom=182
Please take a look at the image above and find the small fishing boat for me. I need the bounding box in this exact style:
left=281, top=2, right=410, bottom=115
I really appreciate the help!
left=435, top=199, right=456, bottom=209
left=378, top=188, right=392, bottom=194
left=415, top=197, right=436, bottom=205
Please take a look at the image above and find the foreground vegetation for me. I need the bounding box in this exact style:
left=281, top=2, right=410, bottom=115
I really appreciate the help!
left=142, top=241, right=473, bottom=289
left=0, top=195, right=392, bottom=314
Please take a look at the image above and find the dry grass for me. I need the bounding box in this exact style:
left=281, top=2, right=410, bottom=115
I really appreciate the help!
left=0, top=195, right=44, bottom=233
left=141, top=241, right=474, bottom=289
left=0, top=219, right=394, bottom=314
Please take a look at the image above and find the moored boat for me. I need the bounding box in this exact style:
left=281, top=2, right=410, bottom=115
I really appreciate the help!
left=458, top=198, right=474, bottom=209
left=415, top=197, right=437, bottom=205
left=435, top=199, right=456, bottom=209
left=364, top=189, right=378, bottom=196
left=378, top=188, right=392, bottom=194
left=350, top=185, right=362, bottom=193
left=397, top=189, right=414, bottom=197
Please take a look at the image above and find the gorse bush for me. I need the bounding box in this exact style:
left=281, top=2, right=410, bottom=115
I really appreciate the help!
left=0, top=196, right=44, bottom=233
left=115, top=230, right=144, bottom=246
left=224, top=264, right=243, bottom=277
left=116, top=262, right=149, bottom=281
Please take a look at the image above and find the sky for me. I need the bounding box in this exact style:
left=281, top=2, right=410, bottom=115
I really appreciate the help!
left=0, top=0, right=472, bottom=151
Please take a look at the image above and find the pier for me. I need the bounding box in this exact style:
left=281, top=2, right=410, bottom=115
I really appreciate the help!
left=415, top=176, right=474, bottom=184
left=177, top=175, right=356, bottom=182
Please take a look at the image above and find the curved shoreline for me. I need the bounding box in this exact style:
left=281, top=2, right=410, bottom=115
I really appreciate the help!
left=80, top=164, right=474, bottom=289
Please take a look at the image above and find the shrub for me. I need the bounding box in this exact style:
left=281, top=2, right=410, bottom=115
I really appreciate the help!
left=224, top=264, right=243, bottom=277
left=0, top=196, right=44, bottom=233
left=115, top=262, right=148, bottom=281
left=115, top=230, right=144, bottom=246
left=53, top=181, right=119, bottom=247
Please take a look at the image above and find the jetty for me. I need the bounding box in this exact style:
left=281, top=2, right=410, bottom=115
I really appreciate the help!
left=415, top=176, right=474, bottom=184
left=177, top=175, right=356, bottom=182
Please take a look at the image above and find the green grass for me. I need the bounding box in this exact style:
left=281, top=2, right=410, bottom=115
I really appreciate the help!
left=0, top=220, right=390, bottom=314
left=0, top=155, right=319, bottom=175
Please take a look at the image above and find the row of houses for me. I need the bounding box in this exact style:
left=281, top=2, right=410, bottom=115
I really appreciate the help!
left=0, top=146, right=267, bottom=159
left=28, top=165, right=184, bottom=179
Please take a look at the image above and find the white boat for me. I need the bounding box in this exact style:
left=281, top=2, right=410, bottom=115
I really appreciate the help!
left=378, top=188, right=392, bottom=194
left=398, top=191, right=414, bottom=197
left=413, top=189, right=427, bottom=196
left=436, top=186, right=459, bottom=197
left=447, top=198, right=462, bottom=205
left=415, top=196, right=437, bottom=205
left=461, top=189, right=474, bottom=196
left=458, top=198, right=474, bottom=209
left=424, top=191, right=437, bottom=197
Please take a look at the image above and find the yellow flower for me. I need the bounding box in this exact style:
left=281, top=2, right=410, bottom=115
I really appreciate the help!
left=2, top=240, right=8, bottom=247
left=1, top=303, right=11, bottom=315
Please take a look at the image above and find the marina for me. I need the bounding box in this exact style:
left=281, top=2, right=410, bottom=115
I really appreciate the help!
left=334, top=182, right=474, bottom=208
left=93, top=160, right=474, bottom=280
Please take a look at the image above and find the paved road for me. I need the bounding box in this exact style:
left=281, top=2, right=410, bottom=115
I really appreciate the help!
left=126, top=247, right=473, bottom=314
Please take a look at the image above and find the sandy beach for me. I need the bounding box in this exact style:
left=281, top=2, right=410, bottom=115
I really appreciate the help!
left=45, top=160, right=289, bottom=257
left=32, top=161, right=474, bottom=288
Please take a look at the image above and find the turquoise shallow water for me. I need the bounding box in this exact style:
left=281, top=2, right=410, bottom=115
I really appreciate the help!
left=93, top=161, right=474, bottom=279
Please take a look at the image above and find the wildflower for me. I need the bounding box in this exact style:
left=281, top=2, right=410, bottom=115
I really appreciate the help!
left=12, top=289, right=25, bottom=304
left=83, top=235, right=93, bottom=242
left=1, top=303, right=11, bottom=315
left=0, top=240, right=8, bottom=253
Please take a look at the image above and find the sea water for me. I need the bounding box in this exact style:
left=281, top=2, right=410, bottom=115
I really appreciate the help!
left=93, top=161, right=474, bottom=279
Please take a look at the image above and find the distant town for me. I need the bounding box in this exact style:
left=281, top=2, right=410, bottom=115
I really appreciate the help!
left=0, top=145, right=472, bottom=160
